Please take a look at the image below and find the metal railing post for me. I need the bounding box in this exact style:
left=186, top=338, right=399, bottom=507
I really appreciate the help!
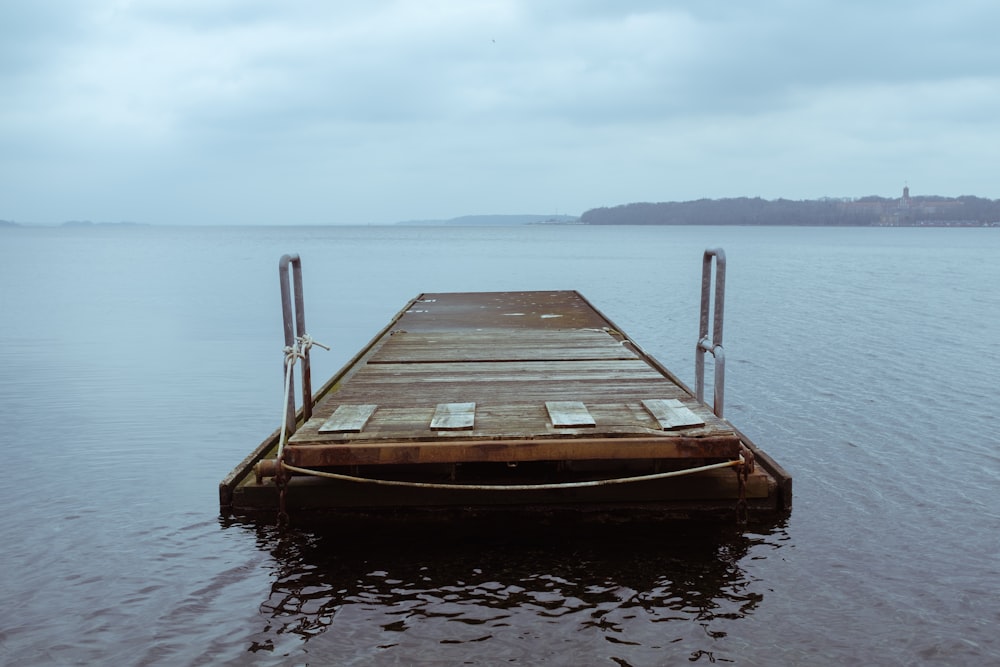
left=279, top=254, right=313, bottom=435
left=696, top=248, right=726, bottom=417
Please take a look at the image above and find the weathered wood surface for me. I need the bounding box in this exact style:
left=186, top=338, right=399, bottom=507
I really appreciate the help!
left=293, top=403, right=716, bottom=442
left=430, top=402, right=476, bottom=430
left=641, top=398, right=705, bottom=431
left=286, top=291, right=740, bottom=464
left=319, top=404, right=378, bottom=433
left=546, top=401, right=597, bottom=428
left=370, top=330, right=635, bottom=363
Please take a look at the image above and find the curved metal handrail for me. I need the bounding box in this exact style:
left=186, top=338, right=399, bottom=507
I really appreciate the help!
left=278, top=253, right=312, bottom=433
left=695, top=248, right=726, bottom=417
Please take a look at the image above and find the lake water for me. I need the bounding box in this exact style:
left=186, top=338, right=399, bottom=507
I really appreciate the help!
left=1, top=224, right=998, bottom=665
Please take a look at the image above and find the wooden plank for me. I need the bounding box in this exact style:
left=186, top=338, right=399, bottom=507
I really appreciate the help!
left=321, top=379, right=690, bottom=409
left=430, top=402, right=476, bottom=430
left=318, top=404, right=378, bottom=433
left=546, top=401, right=596, bottom=428
left=641, top=398, right=705, bottom=431
left=294, top=402, right=727, bottom=444
left=285, top=434, right=742, bottom=466
left=370, top=330, right=637, bottom=363
left=353, top=360, right=663, bottom=384
left=394, top=291, right=614, bottom=332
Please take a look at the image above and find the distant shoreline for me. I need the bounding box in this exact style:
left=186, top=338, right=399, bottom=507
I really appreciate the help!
left=3, top=220, right=998, bottom=228
left=4, top=192, right=999, bottom=228
left=579, top=193, right=1000, bottom=227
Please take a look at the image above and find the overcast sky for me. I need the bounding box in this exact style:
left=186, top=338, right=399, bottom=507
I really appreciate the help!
left=2, top=1, right=998, bottom=225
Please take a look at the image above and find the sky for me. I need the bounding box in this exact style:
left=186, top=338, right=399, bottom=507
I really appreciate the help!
left=2, top=1, right=998, bottom=225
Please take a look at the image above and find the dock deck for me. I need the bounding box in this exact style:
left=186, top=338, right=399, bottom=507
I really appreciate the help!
left=222, top=290, right=791, bottom=519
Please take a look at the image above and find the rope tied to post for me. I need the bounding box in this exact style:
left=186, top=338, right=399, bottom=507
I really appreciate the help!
left=283, top=334, right=331, bottom=367
left=278, top=334, right=330, bottom=459
left=276, top=333, right=329, bottom=526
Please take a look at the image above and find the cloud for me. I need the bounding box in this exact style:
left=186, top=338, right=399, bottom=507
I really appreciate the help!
left=1, top=0, right=998, bottom=224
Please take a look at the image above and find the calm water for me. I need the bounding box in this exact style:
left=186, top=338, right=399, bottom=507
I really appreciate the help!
left=1, top=224, right=998, bottom=665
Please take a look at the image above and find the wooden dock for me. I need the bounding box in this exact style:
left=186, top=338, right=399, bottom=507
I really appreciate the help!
left=221, top=290, right=791, bottom=520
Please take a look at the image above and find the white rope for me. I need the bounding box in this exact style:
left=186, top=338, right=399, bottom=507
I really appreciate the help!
left=276, top=334, right=329, bottom=461
left=298, top=333, right=331, bottom=352
left=279, top=455, right=744, bottom=491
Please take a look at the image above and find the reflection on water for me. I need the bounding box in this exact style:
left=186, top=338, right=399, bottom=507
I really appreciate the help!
left=222, top=515, right=789, bottom=664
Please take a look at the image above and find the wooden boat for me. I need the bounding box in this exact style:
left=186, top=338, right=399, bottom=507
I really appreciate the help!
left=219, top=250, right=791, bottom=522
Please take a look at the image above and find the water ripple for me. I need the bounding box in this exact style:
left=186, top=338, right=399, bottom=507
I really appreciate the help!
left=216, top=518, right=786, bottom=664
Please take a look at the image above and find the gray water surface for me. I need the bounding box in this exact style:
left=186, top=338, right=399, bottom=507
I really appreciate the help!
left=1, top=224, right=997, bottom=665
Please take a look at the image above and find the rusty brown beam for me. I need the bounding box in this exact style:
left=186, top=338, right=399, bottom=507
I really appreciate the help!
left=284, top=434, right=741, bottom=467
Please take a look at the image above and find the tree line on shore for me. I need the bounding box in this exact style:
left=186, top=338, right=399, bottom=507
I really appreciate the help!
left=579, top=195, right=1000, bottom=226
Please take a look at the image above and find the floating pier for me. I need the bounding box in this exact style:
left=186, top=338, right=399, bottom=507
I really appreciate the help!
left=220, top=252, right=791, bottom=521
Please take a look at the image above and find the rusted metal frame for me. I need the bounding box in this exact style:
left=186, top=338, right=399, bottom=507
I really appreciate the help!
left=276, top=467, right=290, bottom=527
left=279, top=253, right=313, bottom=433
left=696, top=248, right=726, bottom=417
left=283, top=435, right=742, bottom=467
left=734, top=441, right=755, bottom=522
left=731, top=423, right=792, bottom=511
